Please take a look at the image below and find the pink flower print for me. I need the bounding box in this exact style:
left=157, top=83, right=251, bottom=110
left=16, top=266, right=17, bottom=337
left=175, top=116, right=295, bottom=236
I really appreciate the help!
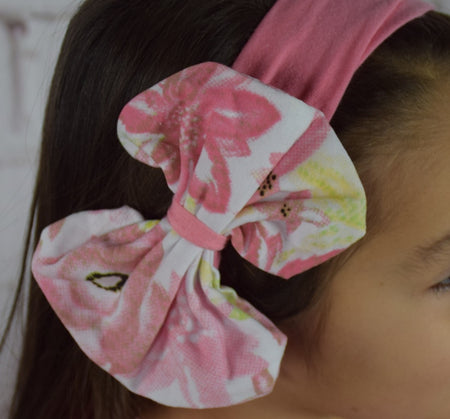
left=209, top=276, right=287, bottom=348
left=48, top=219, right=65, bottom=240
left=99, top=222, right=150, bottom=246
left=119, top=92, right=183, bottom=185
left=231, top=189, right=327, bottom=275
left=89, top=228, right=176, bottom=375
left=119, top=62, right=282, bottom=214
left=196, top=84, right=281, bottom=158
left=34, top=220, right=177, bottom=376
left=271, top=111, right=329, bottom=178
left=98, top=270, right=178, bottom=375
left=277, top=246, right=344, bottom=280
left=188, top=85, right=282, bottom=213
left=161, top=61, right=218, bottom=104
left=231, top=221, right=283, bottom=273
left=135, top=269, right=273, bottom=407
left=245, top=190, right=312, bottom=234
left=253, top=368, right=276, bottom=397
left=118, top=63, right=219, bottom=187
left=279, top=198, right=310, bottom=235
left=247, top=170, right=280, bottom=205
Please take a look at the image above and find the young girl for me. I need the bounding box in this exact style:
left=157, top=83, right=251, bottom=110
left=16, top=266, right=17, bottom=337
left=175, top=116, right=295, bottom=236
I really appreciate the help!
left=1, top=0, right=450, bottom=418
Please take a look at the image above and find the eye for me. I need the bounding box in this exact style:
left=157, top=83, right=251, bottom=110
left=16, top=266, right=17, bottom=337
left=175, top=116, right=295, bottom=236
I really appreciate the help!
left=431, top=276, right=450, bottom=295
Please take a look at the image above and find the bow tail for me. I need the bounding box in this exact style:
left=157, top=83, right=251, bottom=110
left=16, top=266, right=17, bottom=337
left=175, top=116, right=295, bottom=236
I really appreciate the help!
left=32, top=207, right=287, bottom=408
left=127, top=247, right=287, bottom=408
left=30, top=208, right=182, bottom=386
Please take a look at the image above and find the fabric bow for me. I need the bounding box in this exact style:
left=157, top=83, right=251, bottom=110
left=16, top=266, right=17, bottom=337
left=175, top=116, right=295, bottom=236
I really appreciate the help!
left=31, top=62, right=366, bottom=408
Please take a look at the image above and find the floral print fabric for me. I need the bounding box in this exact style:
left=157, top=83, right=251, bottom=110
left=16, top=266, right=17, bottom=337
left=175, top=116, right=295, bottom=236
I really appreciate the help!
left=31, top=62, right=366, bottom=408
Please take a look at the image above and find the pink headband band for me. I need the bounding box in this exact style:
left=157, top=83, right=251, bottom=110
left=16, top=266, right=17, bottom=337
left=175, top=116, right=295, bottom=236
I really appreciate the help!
left=233, top=0, right=434, bottom=121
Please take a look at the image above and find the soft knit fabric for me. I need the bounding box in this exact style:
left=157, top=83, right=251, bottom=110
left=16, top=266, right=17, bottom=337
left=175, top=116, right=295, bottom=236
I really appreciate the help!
left=233, top=0, right=434, bottom=121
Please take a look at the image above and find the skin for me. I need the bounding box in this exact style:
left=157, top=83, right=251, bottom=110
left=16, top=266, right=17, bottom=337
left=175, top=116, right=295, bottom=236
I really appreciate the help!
left=142, top=123, right=450, bottom=419
left=280, top=136, right=450, bottom=419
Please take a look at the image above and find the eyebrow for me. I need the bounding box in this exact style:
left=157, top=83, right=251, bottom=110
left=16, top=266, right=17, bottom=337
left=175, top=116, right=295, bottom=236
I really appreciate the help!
left=404, top=231, right=450, bottom=272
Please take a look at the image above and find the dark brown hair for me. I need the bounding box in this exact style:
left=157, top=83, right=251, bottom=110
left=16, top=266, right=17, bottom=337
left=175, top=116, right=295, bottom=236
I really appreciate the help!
left=1, top=1, right=450, bottom=418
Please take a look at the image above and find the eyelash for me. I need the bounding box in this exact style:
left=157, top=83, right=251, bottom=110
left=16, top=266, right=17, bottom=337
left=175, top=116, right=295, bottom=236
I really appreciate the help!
left=431, top=277, right=450, bottom=294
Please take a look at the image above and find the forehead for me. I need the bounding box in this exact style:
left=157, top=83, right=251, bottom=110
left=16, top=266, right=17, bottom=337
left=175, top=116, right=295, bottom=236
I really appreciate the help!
left=333, top=137, right=449, bottom=282
left=381, top=133, right=450, bottom=249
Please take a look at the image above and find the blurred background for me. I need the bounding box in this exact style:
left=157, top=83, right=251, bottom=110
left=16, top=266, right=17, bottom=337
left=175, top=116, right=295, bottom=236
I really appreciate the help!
left=1, top=0, right=450, bottom=415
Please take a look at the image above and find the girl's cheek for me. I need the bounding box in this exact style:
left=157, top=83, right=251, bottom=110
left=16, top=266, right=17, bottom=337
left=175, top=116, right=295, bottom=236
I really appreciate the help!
left=323, top=273, right=450, bottom=418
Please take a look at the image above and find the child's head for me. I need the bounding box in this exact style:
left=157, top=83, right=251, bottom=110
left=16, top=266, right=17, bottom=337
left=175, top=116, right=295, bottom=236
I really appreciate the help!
left=2, top=1, right=450, bottom=418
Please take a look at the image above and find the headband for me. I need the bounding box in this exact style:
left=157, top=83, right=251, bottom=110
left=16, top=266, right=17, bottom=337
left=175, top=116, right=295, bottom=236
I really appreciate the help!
left=233, top=0, right=434, bottom=121
left=31, top=0, right=433, bottom=410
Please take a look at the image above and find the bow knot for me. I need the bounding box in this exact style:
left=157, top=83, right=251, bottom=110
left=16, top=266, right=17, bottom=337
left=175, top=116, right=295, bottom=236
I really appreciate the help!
left=167, top=200, right=228, bottom=251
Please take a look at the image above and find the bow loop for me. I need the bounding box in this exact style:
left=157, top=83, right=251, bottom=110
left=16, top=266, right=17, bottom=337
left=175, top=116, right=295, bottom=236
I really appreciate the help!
left=227, top=113, right=367, bottom=278
left=117, top=62, right=319, bottom=235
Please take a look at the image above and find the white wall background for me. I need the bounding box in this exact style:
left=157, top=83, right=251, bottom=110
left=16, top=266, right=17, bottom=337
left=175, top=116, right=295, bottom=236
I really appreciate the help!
left=0, top=1, right=80, bottom=415
left=1, top=0, right=449, bottom=416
